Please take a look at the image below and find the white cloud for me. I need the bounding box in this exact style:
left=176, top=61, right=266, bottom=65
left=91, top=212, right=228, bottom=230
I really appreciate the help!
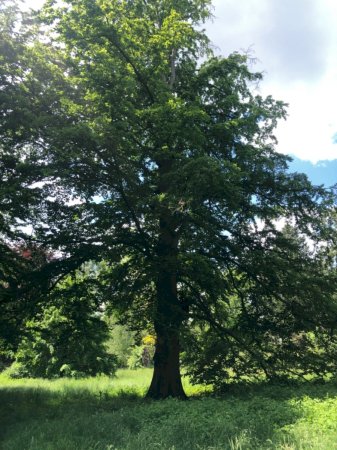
left=21, top=0, right=45, bottom=10
left=208, top=0, right=337, bottom=163
left=263, top=72, right=337, bottom=163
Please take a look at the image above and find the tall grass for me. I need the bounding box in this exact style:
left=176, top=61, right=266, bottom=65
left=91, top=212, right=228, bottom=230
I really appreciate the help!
left=1, top=369, right=337, bottom=449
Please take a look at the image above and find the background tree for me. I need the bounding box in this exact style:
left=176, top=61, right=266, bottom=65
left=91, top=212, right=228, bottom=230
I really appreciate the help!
left=12, top=266, right=117, bottom=378
left=105, top=320, right=136, bottom=368
left=1, top=0, right=337, bottom=397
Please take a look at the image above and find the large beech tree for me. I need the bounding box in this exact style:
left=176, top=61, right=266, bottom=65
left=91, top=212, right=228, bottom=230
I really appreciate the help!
left=2, top=0, right=337, bottom=397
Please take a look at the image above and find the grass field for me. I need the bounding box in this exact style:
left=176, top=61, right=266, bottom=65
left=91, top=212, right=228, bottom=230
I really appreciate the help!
left=1, top=369, right=337, bottom=449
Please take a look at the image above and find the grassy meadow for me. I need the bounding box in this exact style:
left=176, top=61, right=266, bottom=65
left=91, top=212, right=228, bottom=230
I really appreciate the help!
left=1, top=369, right=337, bottom=449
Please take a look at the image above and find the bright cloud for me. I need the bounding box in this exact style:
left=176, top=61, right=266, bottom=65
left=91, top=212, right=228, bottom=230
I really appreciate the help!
left=208, top=0, right=337, bottom=163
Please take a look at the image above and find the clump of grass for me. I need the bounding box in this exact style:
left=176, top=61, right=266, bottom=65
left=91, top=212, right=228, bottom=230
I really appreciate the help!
left=1, top=369, right=337, bottom=449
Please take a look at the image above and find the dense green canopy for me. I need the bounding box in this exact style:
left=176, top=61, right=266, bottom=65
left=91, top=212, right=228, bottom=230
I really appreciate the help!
left=1, top=0, right=337, bottom=396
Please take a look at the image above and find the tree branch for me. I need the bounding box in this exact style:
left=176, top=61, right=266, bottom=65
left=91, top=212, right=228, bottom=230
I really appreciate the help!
left=102, top=30, right=155, bottom=104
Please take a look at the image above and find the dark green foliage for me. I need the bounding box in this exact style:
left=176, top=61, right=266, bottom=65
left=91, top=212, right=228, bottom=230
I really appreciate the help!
left=182, top=224, right=337, bottom=386
left=12, top=269, right=117, bottom=378
left=0, top=244, right=53, bottom=362
left=0, top=0, right=57, bottom=354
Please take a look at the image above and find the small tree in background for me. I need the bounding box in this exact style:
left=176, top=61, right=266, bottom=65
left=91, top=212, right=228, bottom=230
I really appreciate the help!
left=12, top=269, right=117, bottom=378
left=105, top=320, right=136, bottom=368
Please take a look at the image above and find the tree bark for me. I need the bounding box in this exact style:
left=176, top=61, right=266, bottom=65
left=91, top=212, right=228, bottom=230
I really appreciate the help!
left=146, top=327, right=187, bottom=399
left=146, top=214, right=187, bottom=399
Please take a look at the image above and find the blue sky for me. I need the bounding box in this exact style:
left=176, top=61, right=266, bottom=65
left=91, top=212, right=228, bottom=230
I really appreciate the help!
left=23, top=0, right=337, bottom=187
left=289, top=157, right=337, bottom=187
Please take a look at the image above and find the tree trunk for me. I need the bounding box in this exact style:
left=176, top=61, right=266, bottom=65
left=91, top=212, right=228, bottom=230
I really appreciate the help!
left=146, top=213, right=187, bottom=399
left=146, top=328, right=187, bottom=399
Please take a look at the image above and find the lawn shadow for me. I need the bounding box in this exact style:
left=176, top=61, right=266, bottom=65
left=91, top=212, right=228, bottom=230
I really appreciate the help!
left=210, top=377, right=337, bottom=401
left=0, top=382, right=143, bottom=444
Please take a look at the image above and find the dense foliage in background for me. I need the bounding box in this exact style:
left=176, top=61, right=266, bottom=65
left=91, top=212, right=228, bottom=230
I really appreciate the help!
left=105, top=319, right=155, bottom=369
left=0, top=0, right=337, bottom=396
left=105, top=321, right=136, bottom=368
left=12, top=268, right=117, bottom=378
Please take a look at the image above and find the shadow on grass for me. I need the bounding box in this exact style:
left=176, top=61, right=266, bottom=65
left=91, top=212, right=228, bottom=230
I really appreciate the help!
left=212, top=377, right=337, bottom=401
left=0, top=379, right=337, bottom=449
